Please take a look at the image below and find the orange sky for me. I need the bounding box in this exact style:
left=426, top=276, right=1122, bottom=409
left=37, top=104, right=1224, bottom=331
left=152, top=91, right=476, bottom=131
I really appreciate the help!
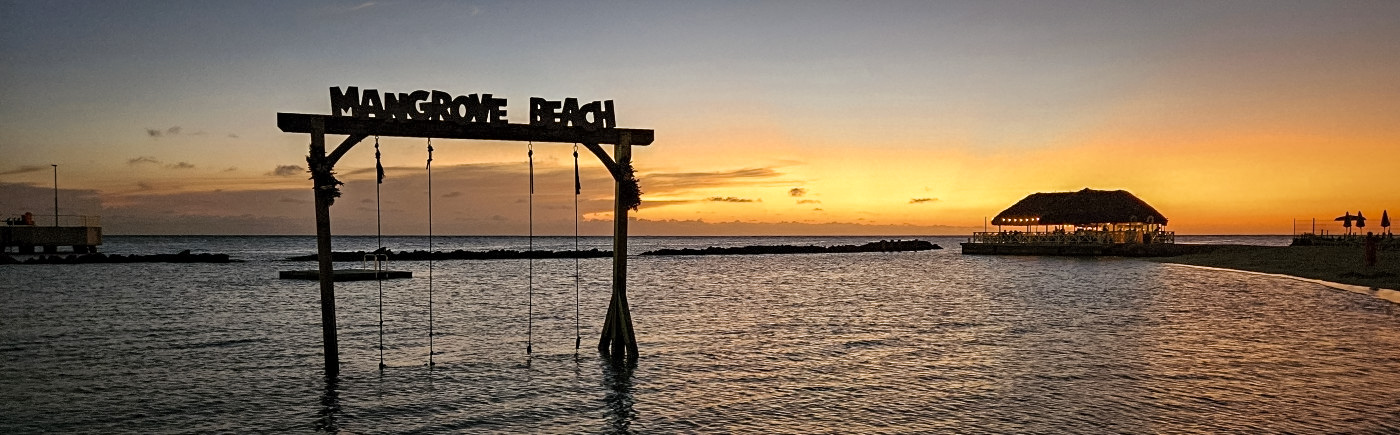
left=2, top=2, right=1397, bottom=235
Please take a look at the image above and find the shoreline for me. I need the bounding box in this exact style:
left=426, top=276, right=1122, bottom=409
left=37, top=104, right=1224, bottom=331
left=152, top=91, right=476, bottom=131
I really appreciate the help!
left=1147, top=245, right=1399, bottom=302
left=1165, top=263, right=1400, bottom=304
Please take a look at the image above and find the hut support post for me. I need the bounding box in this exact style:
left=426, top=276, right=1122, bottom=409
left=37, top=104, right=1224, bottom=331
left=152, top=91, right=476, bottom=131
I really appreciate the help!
left=309, top=119, right=340, bottom=377
left=600, top=133, right=638, bottom=360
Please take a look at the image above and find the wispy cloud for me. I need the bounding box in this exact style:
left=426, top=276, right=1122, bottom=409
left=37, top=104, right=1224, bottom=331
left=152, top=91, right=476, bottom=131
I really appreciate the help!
left=0, top=165, right=46, bottom=175
left=146, top=126, right=182, bottom=138
left=789, top=188, right=807, bottom=197
left=797, top=199, right=821, bottom=204
left=645, top=167, right=788, bottom=194
left=268, top=165, right=303, bottom=177
left=909, top=198, right=938, bottom=204
left=707, top=197, right=759, bottom=203
left=127, top=157, right=194, bottom=170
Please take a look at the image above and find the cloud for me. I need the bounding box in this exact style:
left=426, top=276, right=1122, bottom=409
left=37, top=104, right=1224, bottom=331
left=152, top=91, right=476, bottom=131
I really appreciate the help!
left=128, top=157, right=194, bottom=170
left=349, top=2, right=376, bottom=11
left=797, top=199, right=821, bottom=204
left=227, top=133, right=240, bottom=139
left=145, top=126, right=184, bottom=138
left=0, top=165, right=46, bottom=175
left=0, top=182, right=103, bottom=217
left=636, top=199, right=696, bottom=210
left=789, top=188, right=807, bottom=197
left=644, top=167, right=786, bottom=194
left=136, top=181, right=154, bottom=191
left=268, top=165, right=303, bottom=177
left=909, top=198, right=939, bottom=204
left=222, top=167, right=238, bottom=172
left=707, top=197, right=758, bottom=203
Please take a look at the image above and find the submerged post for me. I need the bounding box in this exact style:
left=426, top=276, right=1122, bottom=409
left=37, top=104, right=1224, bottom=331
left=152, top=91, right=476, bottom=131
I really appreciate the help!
left=309, top=118, right=340, bottom=377
left=600, top=133, right=638, bottom=359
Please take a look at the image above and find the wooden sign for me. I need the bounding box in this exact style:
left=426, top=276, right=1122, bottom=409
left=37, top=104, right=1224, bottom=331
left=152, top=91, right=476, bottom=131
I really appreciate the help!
left=329, top=86, right=615, bottom=130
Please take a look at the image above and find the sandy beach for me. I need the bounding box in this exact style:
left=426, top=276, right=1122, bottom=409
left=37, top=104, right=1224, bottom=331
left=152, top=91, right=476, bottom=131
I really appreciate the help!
left=1151, top=245, right=1399, bottom=292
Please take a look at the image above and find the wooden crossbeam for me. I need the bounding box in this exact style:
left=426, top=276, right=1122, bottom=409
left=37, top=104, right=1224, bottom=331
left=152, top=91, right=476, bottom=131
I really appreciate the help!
left=278, top=113, right=653, bottom=146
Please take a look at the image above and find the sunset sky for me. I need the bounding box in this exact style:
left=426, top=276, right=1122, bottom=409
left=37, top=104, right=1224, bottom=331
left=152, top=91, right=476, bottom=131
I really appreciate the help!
left=2, top=1, right=1397, bottom=235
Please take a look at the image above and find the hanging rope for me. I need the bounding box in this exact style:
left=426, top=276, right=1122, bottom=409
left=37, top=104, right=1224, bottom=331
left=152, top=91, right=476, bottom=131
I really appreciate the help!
left=573, top=143, right=581, bottom=351
left=426, top=138, right=435, bottom=366
left=526, top=142, right=534, bottom=355
left=374, top=136, right=386, bottom=371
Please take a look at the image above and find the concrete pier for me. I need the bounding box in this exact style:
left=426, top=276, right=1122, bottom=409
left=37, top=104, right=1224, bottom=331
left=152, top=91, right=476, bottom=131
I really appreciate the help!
left=1, top=225, right=102, bottom=253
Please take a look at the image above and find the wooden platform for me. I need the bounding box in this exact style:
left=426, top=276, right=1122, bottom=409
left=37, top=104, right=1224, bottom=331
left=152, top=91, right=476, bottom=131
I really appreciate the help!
left=278, top=269, right=412, bottom=281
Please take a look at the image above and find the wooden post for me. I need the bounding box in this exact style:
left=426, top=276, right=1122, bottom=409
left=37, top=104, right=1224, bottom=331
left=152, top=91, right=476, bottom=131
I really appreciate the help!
left=278, top=110, right=653, bottom=371
left=310, top=118, right=340, bottom=377
left=599, top=133, right=638, bottom=359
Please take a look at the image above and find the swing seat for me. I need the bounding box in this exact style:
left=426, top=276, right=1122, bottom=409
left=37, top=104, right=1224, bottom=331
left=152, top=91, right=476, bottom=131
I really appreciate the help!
left=278, top=269, right=412, bottom=281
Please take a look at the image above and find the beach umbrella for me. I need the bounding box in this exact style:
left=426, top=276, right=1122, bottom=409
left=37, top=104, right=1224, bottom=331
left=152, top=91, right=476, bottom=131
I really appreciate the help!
left=1382, top=210, right=1391, bottom=232
left=1357, top=211, right=1367, bottom=230
left=1336, top=212, right=1353, bottom=234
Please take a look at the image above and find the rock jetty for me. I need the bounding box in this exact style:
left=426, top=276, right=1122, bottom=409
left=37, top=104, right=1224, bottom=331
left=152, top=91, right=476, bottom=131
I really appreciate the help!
left=640, top=239, right=941, bottom=256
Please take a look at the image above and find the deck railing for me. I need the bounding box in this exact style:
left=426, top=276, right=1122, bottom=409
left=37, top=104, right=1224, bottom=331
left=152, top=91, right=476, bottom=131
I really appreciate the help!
left=1, top=215, right=101, bottom=227
left=968, top=230, right=1174, bottom=245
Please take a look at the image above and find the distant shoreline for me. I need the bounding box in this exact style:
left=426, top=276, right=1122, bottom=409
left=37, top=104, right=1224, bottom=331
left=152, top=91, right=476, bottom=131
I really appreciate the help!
left=1147, top=245, right=1399, bottom=297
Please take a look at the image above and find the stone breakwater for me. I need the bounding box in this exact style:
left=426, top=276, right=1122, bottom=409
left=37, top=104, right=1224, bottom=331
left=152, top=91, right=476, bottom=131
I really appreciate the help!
left=640, top=240, right=941, bottom=256
left=1, top=250, right=237, bottom=264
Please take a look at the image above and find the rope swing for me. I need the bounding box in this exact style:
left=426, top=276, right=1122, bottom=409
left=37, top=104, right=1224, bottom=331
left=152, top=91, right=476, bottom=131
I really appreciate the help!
left=374, top=136, right=386, bottom=371
left=573, top=143, right=582, bottom=351
left=526, top=142, right=535, bottom=355
left=426, top=138, right=435, bottom=367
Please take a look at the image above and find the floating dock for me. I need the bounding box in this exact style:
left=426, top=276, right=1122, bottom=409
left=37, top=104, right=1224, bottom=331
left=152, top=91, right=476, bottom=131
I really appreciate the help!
left=279, top=269, right=412, bottom=281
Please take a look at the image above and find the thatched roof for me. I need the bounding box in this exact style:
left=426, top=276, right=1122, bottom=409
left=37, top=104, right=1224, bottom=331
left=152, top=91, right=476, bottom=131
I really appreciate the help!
left=992, top=188, right=1167, bottom=226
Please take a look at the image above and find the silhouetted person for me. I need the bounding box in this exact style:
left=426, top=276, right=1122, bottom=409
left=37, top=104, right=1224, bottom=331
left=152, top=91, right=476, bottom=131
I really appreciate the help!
left=21, top=212, right=34, bottom=225
left=1364, top=232, right=1378, bottom=267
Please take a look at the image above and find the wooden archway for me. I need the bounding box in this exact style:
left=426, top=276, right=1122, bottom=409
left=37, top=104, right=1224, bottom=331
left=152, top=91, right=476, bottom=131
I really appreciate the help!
left=277, top=110, right=653, bottom=376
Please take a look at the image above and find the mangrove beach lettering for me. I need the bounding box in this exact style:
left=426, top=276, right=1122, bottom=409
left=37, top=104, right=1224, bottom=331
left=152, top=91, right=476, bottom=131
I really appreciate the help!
left=330, top=86, right=616, bottom=129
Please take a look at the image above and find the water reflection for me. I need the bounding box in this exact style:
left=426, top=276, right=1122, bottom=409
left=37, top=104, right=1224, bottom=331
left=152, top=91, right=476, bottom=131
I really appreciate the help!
left=316, top=376, right=341, bottom=433
left=600, top=357, right=637, bottom=434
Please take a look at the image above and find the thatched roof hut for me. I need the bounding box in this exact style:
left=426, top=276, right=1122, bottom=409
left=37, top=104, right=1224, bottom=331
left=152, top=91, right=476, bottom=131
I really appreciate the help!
left=991, top=188, right=1167, bottom=227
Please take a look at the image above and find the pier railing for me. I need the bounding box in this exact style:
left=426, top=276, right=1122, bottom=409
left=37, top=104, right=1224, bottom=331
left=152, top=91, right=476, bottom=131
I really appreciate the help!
left=1, top=215, right=101, bottom=227
left=968, top=230, right=1174, bottom=245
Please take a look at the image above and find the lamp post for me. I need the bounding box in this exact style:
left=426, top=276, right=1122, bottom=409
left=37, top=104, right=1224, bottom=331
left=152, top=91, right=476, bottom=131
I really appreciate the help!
left=52, top=164, right=58, bottom=227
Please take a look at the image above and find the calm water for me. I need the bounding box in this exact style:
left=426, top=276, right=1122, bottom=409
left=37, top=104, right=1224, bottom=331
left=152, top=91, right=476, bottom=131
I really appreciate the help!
left=2, top=236, right=1397, bottom=433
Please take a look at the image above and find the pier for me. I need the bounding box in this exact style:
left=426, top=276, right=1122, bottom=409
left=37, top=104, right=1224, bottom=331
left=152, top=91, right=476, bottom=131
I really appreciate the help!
left=961, top=188, right=1178, bottom=257
left=1, top=215, right=102, bottom=254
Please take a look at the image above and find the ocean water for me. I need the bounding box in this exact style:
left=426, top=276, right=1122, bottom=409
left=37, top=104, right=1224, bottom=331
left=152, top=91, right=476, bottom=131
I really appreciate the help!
left=2, top=235, right=1397, bottom=433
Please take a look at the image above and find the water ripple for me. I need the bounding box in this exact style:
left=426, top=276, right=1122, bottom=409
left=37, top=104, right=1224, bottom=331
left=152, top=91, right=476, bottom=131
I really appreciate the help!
left=2, top=237, right=1398, bottom=433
